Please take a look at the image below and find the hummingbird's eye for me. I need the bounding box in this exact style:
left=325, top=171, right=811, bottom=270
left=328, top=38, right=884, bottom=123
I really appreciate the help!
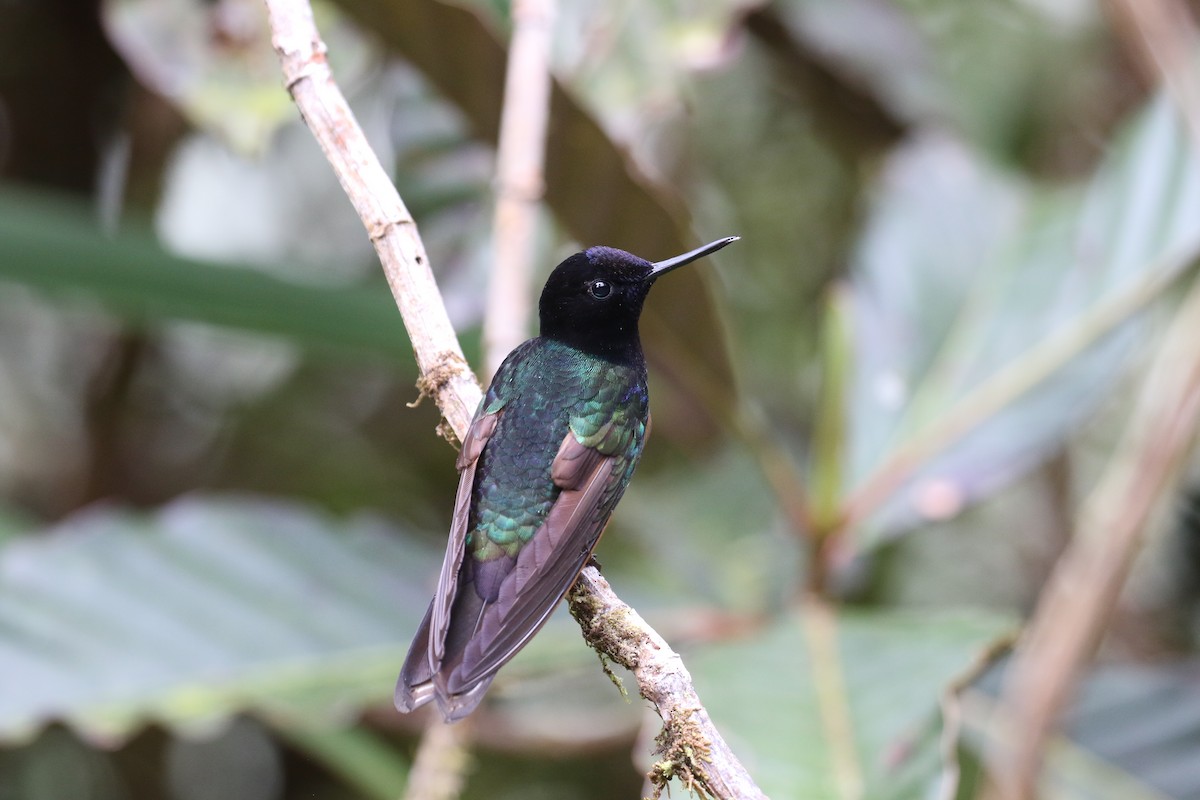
left=588, top=280, right=612, bottom=299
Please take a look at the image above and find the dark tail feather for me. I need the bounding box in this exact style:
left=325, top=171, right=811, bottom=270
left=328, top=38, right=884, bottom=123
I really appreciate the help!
left=395, top=601, right=437, bottom=713
left=433, top=673, right=496, bottom=722
left=430, top=579, right=497, bottom=721
left=395, top=588, right=501, bottom=722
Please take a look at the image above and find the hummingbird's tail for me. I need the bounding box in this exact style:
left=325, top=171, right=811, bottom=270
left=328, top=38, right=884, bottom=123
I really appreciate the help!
left=394, top=602, right=437, bottom=712
left=395, top=597, right=498, bottom=722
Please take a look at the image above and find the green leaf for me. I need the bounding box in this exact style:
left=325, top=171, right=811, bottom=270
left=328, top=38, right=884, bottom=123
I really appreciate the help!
left=688, top=606, right=1014, bottom=799
left=847, top=93, right=1200, bottom=544
left=0, top=496, right=439, bottom=744
left=694, top=606, right=1180, bottom=800
left=0, top=188, right=412, bottom=361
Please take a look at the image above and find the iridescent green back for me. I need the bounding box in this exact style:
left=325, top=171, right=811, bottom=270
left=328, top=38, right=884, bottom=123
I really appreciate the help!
left=467, top=338, right=649, bottom=563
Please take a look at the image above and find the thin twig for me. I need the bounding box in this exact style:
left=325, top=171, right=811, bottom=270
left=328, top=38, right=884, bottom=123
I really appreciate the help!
left=263, top=2, right=766, bottom=797
left=935, top=635, right=1016, bottom=800
left=569, top=568, right=769, bottom=800
left=482, top=0, right=556, bottom=378
left=990, top=4, right=1200, bottom=798
left=265, top=0, right=481, bottom=439
left=799, top=599, right=862, bottom=798
left=402, top=718, right=472, bottom=800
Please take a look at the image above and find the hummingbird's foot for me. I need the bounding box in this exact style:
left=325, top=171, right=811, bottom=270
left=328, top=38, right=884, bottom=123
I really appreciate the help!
left=586, top=554, right=603, bottom=571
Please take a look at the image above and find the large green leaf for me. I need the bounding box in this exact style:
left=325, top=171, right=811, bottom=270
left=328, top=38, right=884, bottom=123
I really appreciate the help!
left=0, top=188, right=410, bottom=360
left=0, top=494, right=645, bottom=754
left=692, top=611, right=1176, bottom=799
left=0, top=497, right=438, bottom=744
left=847, top=93, right=1200, bottom=544
left=689, top=606, right=1013, bottom=799
left=690, top=609, right=1188, bottom=800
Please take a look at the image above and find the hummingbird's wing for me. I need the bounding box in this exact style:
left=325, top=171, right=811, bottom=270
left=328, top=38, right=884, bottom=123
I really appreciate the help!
left=397, top=420, right=636, bottom=721
left=394, top=407, right=501, bottom=716
left=448, top=431, right=621, bottom=690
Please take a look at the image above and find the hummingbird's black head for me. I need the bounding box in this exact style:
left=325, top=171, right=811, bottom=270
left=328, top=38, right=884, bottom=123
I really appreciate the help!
left=537, top=237, right=738, bottom=361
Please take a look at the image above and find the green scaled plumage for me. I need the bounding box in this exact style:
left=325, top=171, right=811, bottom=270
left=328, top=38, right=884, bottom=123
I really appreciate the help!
left=396, top=237, right=737, bottom=722
left=469, top=338, right=647, bottom=562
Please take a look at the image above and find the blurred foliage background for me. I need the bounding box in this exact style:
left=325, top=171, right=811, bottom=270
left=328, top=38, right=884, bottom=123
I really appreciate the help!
left=3, top=0, right=1200, bottom=798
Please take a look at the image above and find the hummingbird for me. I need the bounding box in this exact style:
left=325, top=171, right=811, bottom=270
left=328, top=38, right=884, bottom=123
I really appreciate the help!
left=395, top=236, right=739, bottom=722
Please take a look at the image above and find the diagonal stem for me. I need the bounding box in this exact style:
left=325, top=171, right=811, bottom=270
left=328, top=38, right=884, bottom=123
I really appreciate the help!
left=482, top=0, right=556, bottom=378
left=570, top=568, right=769, bottom=800
left=800, top=599, right=862, bottom=800
left=264, top=0, right=481, bottom=438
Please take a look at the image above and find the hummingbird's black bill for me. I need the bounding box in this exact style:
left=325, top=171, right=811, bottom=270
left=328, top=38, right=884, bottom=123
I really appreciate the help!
left=647, top=236, right=739, bottom=279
